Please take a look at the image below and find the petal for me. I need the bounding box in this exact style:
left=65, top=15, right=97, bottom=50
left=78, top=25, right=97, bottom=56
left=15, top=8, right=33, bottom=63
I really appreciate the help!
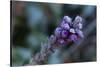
left=58, top=39, right=66, bottom=46
left=69, top=34, right=78, bottom=42
left=49, top=35, right=56, bottom=44
left=61, top=22, right=70, bottom=30
left=69, top=28, right=76, bottom=33
left=73, top=16, right=83, bottom=28
left=76, top=29, right=84, bottom=38
left=54, top=27, right=62, bottom=37
left=78, top=23, right=83, bottom=29
left=74, top=16, right=82, bottom=23
left=63, top=16, right=72, bottom=24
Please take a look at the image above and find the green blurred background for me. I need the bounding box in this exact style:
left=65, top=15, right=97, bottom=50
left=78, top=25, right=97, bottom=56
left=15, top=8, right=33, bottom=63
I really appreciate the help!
left=11, top=1, right=96, bottom=66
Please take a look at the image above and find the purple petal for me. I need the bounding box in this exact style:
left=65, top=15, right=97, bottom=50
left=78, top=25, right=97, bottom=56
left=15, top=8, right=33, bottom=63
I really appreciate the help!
left=69, top=34, right=78, bottom=42
left=54, top=27, right=62, bottom=37
left=61, top=22, right=70, bottom=30
left=76, top=29, right=84, bottom=38
left=61, top=30, right=68, bottom=38
left=63, top=16, right=72, bottom=23
left=78, top=23, right=83, bottom=29
left=73, top=16, right=83, bottom=29
left=58, top=39, right=66, bottom=46
left=49, top=35, right=56, bottom=44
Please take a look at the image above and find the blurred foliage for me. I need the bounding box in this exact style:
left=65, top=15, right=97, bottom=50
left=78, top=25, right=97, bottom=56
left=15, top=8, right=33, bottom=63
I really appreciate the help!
left=11, top=1, right=96, bottom=66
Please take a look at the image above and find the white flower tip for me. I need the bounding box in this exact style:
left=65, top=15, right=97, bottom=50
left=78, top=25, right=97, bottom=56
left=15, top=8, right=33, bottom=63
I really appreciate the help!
left=70, top=28, right=75, bottom=33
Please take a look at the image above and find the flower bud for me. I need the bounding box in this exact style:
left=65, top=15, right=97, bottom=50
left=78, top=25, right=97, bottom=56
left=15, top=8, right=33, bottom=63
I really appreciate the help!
left=58, top=39, right=66, bottom=46
left=54, top=27, right=62, bottom=37
left=70, top=28, right=76, bottom=33
left=61, top=30, right=68, bottom=38
left=77, top=23, right=82, bottom=29
left=74, top=16, right=82, bottom=23
left=63, top=16, right=72, bottom=24
left=69, top=34, right=78, bottom=42
left=49, top=35, right=56, bottom=44
left=61, top=22, right=70, bottom=30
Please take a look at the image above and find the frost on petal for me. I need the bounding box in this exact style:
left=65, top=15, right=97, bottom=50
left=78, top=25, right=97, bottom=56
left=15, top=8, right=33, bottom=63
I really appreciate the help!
left=54, top=27, right=62, bottom=37
left=76, top=29, right=84, bottom=38
left=63, top=16, right=72, bottom=24
left=69, top=28, right=76, bottom=33
left=69, top=34, right=78, bottom=42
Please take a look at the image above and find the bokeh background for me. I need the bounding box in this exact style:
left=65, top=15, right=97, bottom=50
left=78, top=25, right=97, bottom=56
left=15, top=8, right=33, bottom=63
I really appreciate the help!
left=11, top=1, right=96, bottom=66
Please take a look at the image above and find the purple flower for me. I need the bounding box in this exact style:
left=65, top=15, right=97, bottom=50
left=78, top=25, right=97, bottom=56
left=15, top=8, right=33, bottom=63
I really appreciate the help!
left=61, top=21, right=70, bottom=30
left=30, top=15, right=84, bottom=65
left=74, top=16, right=82, bottom=23
left=69, top=28, right=76, bottom=33
left=69, top=34, right=78, bottom=42
left=63, top=16, right=72, bottom=24
left=54, top=16, right=83, bottom=45
left=49, top=35, right=56, bottom=44
left=61, top=30, right=68, bottom=38
left=54, top=27, right=62, bottom=37
left=75, top=29, right=84, bottom=38
left=73, top=22, right=83, bottom=29
left=73, top=16, right=83, bottom=29
left=52, top=16, right=83, bottom=45
left=58, top=39, right=66, bottom=46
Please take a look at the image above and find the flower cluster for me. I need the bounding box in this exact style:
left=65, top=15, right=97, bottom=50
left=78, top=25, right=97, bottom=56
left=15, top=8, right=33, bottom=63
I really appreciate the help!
left=49, top=16, right=84, bottom=46
left=30, top=16, right=84, bottom=65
